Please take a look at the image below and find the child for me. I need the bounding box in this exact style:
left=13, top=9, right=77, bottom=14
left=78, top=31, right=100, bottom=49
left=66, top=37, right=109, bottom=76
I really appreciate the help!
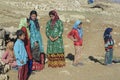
left=2, top=41, right=17, bottom=68
left=68, top=20, right=83, bottom=66
left=14, top=30, right=28, bottom=80
left=104, top=28, right=114, bottom=65
left=18, top=18, right=33, bottom=74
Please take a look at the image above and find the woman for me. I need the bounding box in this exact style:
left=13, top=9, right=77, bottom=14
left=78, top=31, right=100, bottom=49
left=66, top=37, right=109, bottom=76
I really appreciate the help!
left=104, top=28, right=114, bottom=65
left=18, top=18, right=33, bottom=74
left=68, top=20, right=83, bottom=66
left=29, top=10, right=44, bottom=70
left=46, top=10, right=65, bottom=68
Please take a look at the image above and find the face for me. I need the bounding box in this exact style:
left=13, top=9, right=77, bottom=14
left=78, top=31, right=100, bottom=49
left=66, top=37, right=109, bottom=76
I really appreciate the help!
left=31, top=14, right=37, bottom=20
left=50, top=15, right=55, bottom=20
left=19, top=34, right=25, bottom=40
left=78, top=23, right=82, bottom=28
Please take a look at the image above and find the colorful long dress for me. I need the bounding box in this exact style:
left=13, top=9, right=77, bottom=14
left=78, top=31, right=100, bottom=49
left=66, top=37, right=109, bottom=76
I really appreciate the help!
left=46, top=20, right=65, bottom=68
left=29, top=20, right=44, bottom=53
left=29, top=20, right=44, bottom=70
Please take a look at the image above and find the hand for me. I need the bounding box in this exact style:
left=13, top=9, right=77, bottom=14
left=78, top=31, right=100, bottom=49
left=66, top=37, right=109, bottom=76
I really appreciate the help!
left=49, top=36, right=54, bottom=41
left=54, top=36, right=59, bottom=41
left=20, top=60, right=24, bottom=64
left=73, top=39, right=78, bottom=42
left=34, top=42, right=38, bottom=46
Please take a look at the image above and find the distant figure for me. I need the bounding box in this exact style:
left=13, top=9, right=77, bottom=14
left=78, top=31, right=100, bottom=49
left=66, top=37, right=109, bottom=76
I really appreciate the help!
left=14, top=30, right=28, bottom=80
left=68, top=20, right=83, bottom=66
left=2, top=41, right=17, bottom=68
left=104, top=28, right=114, bottom=65
left=88, top=0, right=94, bottom=4
left=46, top=10, right=65, bottom=68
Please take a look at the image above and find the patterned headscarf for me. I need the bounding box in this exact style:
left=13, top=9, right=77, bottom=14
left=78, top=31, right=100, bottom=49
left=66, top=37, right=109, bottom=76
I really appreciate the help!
left=49, top=10, right=59, bottom=27
left=73, top=20, right=83, bottom=38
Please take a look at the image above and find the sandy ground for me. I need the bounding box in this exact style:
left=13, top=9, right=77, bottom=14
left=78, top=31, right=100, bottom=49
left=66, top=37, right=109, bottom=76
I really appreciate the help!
left=0, top=0, right=120, bottom=80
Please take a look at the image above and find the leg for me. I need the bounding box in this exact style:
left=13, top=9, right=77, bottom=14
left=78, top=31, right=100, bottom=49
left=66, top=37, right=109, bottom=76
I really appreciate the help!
left=18, top=66, right=24, bottom=80
left=73, top=46, right=82, bottom=64
left=105, top=52, right=108, bottom=65
left=109, top=49, right=113, bottom=64
left=23, top=64, right=28, bottom=80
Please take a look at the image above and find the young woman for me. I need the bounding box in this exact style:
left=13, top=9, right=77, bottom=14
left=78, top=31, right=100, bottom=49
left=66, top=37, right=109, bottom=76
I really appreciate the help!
left=2, top=41, right=17, bottom=68
left=104, top=28, right=114, bottom=65
left=14, top=30, right=28, bottom=80
left=68, top=20, right=83, bottom=66
left=46, top=10, right=65, bottom=68
left=18, top=18, right=33, bottom=74
left=29, top=10, right=44, bottom=70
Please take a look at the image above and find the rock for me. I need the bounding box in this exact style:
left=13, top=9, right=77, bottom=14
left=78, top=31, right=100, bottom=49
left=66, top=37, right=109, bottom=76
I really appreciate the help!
left=70, top=15, right=86, bottom=20
left=118, top=43, right=120, bottom=47
left=86, top=19, right=90, bottom=23
left=0, top=74, right=8, bottom=80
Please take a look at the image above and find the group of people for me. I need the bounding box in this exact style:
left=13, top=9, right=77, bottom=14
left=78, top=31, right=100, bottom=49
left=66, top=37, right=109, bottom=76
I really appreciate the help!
left=1, top=10, right=114, bottom=80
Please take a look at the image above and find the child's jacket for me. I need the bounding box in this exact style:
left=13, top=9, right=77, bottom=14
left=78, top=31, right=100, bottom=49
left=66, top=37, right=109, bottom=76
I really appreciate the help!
left=14, top=39, right=28, bottom=66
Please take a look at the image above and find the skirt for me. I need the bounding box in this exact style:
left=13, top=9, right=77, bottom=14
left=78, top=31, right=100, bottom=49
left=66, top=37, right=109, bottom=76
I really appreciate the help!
left=47, top=53, right=65, bottom=68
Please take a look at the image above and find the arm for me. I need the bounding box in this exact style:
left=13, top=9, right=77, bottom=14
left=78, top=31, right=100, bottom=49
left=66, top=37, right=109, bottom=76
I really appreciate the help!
left=58, top=20, right=64, bottom=38
left=2, top=51, right=9, bottom=63
left=68, top=29, right=77, bottom=42
left=30, top=22, right=38, bottom=43
left=46, top=21, right=50, bottom=38
left=14, top=44, right=21, bottom=61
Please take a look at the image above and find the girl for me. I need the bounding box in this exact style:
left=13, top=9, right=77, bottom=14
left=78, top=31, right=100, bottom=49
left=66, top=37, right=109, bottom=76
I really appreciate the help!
left=46, top=10, right=65, bottom=68
left=18, top=18, right=32, bottom=74
left=29, top=10, right=44, bottom=70
left=2, top=41, right=17, bottom=68
left=68, top=20, right=83, bottom=66
left=104, top=28, right=114, bottom=65
left=14, top=30, right=28, bottom=80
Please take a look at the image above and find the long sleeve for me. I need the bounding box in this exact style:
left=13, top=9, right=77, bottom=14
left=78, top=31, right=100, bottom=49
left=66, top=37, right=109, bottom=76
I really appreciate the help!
left=46, top=21, right=51, bottom=38
left=68, top=30, right=74, bottom=39
left=30, top=21, right=38, bottom=43
left=2, top=51, right=9, bottom=63
left=58, top=20, right=64, bottom=37
left=14, top=44, right=21, bottom=61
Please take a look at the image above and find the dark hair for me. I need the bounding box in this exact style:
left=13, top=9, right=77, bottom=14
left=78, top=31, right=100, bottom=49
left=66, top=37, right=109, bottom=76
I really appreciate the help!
left=79, top=22, right=82, bottom=25
left=29, top=10, right=40, bottom=30
left=27, top=18, right=30, bottom=23
left=30, top=10, right=37, bottom=19
left=16, top=30, right=24, bottom=38
left=49, top=11, right=55, bottom=16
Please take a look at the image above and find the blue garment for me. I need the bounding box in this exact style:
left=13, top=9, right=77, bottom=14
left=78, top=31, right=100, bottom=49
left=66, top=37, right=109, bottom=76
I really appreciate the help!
left=73, top=20, right=83, bottom=39
left=29, top=20, right=44, bottom=53
left=14, top=39, right=28, bottom=66
left=88, top=0, right=94, bottom=4
left=105, top=49, right=113, bottom=65
left=28, top=60, right=32, bottom=75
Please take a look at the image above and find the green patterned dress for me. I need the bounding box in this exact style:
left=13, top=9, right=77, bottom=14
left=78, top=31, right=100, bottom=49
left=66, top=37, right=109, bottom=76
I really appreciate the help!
left=46, top=20, right=65, bottom=68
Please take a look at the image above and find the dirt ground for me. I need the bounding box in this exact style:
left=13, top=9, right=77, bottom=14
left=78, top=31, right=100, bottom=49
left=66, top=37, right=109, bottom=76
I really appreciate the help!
left=0, top=0, right=120, bottom=80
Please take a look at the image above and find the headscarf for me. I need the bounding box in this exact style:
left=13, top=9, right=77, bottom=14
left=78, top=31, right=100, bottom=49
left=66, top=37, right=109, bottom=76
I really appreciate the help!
left=29, top=10, right=40, bottom=30
left=18, top=18, right=30, bottom=38
left=73, top=20, right=83, bottom=38
left=103, top=28, right=113, bottom=42
left=49, top=10, right=59, bottom=27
